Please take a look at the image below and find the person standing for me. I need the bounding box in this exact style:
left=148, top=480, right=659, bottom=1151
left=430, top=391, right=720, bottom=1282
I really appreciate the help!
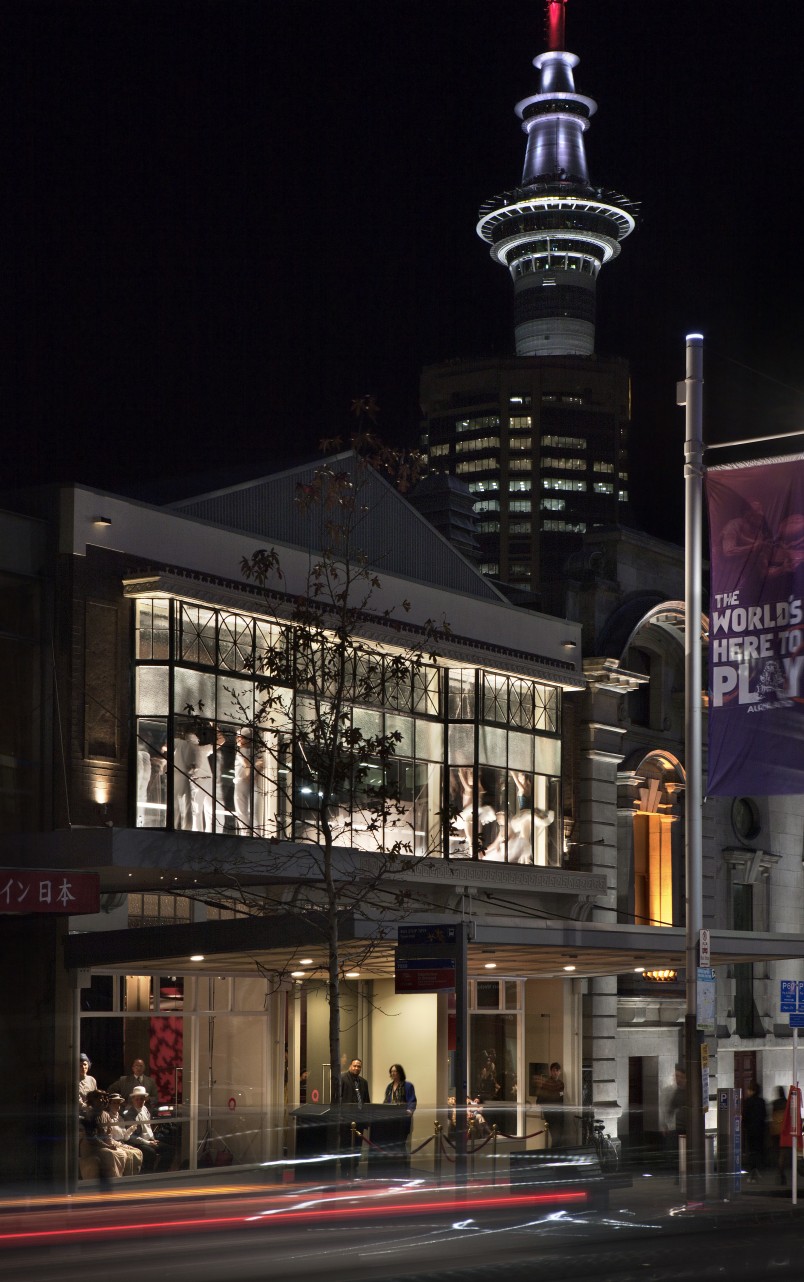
left=382, top=1064, right=417, bottom=1164
left=664, top=1064, right=687, bottom=1177
left=339, top=1058, right=370, bottom=1176
left=538, top=1061, right=566, bottom=1147
left=743, top=1081, right=767, bottom=1182
left=771, top=1086, right=787, bottom=1183
left=78, top=1053, right=98, bottom=1120
left=108, top=1057, right=159, bottom=1104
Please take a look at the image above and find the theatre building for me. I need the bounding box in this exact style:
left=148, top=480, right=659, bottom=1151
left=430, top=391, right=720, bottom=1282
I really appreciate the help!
left=2, top=456, right=592, bottom=1184
left=4, top=460, right=804, bottom=1188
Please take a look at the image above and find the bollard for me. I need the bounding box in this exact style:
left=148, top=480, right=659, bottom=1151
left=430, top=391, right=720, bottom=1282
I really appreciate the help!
left=491, top=1124, right=498, bottom=1185
left=434, top=1121, right=442, bottom=1182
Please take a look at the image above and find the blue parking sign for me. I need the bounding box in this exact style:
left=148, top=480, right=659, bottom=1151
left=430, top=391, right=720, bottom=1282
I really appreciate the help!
left=781, top=980, right=797, bottom=1012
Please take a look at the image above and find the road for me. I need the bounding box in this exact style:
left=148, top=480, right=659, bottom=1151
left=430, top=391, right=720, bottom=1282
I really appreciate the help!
left=1, top=1176, right=802, bottom=1282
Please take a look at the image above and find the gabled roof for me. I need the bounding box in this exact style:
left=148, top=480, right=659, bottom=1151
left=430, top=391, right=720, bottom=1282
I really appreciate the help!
left=168, top=451, right=508, bottom=604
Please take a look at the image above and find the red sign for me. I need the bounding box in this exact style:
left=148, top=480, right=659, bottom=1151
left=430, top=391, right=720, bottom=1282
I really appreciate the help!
left=0, top=868, right=100, bottom=916
left=395, top=964, right=456, bottom=994
left=780, top=1085, right=803, bottom=1149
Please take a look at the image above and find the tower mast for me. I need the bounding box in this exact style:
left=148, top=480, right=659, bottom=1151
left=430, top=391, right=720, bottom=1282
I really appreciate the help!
left=545, top=0, right=567, bottom=52
left=477, top=0, right=636, bottom=357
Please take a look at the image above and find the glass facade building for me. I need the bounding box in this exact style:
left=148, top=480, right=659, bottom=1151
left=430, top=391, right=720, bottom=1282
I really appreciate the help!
left=133, top=596, right=562, bottom=866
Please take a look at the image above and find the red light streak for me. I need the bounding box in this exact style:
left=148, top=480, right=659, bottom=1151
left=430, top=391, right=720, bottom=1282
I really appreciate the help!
left=0, top=1189, right=588, bottom=1248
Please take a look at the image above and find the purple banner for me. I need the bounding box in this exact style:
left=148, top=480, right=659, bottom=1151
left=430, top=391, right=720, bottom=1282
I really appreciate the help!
left=706, top=456, right=804, bottom=795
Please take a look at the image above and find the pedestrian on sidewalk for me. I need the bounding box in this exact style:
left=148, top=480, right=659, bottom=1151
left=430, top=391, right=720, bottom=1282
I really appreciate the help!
left=742, top=1081, right=767, bottom=1182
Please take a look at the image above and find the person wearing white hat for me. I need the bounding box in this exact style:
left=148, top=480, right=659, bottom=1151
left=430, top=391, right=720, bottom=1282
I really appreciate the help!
left=121, top=1086, right=170, bottom=1172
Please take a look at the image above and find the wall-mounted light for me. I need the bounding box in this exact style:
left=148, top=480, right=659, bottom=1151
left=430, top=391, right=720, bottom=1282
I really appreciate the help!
left=93, top=516, right=113, bottom=526
left=562, top=640, right=577, bottom=650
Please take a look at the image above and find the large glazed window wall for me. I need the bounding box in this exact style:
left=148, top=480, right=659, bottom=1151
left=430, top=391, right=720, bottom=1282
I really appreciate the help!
left=133, top=598, right=561, bottom=864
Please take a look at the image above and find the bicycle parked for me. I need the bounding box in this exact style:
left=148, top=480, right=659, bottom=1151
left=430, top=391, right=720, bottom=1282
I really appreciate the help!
left=577, top=1113, right=621, bottom=1174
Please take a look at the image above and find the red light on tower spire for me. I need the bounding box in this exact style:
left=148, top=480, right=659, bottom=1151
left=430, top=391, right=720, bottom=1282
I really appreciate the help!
left=545, top=0, right=567, bottom=51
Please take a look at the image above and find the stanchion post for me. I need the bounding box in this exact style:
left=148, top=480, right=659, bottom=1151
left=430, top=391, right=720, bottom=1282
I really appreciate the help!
left=491, top=1124, right=497, bottom=1185
left=454, top=920, right=469, bottom=1184
left=434, top=1121, right=442, bottom=1182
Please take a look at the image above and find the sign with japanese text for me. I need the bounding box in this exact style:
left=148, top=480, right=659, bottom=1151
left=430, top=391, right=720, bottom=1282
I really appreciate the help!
left=706, top=456, right=804, bottom=795
left=0, top=868, right=100, bottom=916
left=699, top=928, right=711, bottom=967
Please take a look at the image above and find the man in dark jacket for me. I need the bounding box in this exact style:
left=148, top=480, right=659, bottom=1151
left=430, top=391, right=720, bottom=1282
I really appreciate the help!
left=339, top=1058, right=370, bottom=1175
left=108, top=1057, right=159, bottom=1105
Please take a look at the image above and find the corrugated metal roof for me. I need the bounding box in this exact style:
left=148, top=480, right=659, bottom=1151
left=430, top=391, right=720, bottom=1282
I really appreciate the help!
left=169, top=453, right=506, bottom=604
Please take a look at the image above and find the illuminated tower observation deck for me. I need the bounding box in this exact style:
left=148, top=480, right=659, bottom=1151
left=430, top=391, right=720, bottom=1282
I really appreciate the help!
left=477, top=0, right=637, bottom=358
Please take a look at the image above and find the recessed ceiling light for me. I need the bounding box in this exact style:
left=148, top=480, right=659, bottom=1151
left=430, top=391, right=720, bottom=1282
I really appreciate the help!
left=484, top=963, right=497, bottom=970
left=345, top=971, right=360, bottom=978
left=563, top=964, right=576, bottom=972
left=634, top=966, right=645, bottom=973
left=291, top=971, right=305, bottom=978
left=300, top=958, right=314, bottom=966
left=190, top=955, right=205, bottom=962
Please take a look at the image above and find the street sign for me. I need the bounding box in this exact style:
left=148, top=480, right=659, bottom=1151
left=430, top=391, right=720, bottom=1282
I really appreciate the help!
left=790, top=1014, right=804, bottom=1028
left=701, top=1043, right=710, bottom=1109
left=699, top=928, right=710, bottom=967
left=697, top=966, right=716, bottom=1032
left=0, top=868, right=100, bottom=916
left=395, top=956, right=456, bottom=993
left=398, top=924, right=458, bottom=948
left=781, top=980, right=798, bottom=1013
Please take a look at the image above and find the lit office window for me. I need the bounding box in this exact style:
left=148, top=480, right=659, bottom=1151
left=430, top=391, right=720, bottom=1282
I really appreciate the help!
left=541, top=434, right=586, bottom=450
left=541, top=478, right=586, bottom=492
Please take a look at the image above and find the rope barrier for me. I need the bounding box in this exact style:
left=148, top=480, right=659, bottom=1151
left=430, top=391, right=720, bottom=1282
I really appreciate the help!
left=349, top=1119, right=547, bottom=1161
left=352, top=1123, right=435, bottom=1156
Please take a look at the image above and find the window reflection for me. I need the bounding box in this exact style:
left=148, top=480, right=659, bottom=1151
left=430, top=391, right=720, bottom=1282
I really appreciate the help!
left=133, top=598, right=561, bottom=862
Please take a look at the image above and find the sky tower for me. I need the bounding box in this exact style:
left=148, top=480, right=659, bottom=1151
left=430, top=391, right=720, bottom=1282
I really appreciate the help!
left=419, top=0, right=637, bottom=607
left=476, top=0, right=636, bottom=357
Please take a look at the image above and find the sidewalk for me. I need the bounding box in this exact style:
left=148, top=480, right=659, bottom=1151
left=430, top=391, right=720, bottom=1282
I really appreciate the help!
left=610, top=1165, right=804, bottom=1228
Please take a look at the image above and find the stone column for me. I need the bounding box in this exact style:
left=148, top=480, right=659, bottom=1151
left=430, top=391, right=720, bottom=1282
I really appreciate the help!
left=577, top=659, right=645, bottom=1129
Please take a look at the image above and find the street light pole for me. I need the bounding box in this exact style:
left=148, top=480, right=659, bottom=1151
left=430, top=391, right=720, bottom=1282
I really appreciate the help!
left=679, top=333, right=705, bottom=1202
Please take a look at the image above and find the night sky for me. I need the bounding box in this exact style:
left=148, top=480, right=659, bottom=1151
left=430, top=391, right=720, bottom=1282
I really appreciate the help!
left=7, top=0, right=804, bottom=543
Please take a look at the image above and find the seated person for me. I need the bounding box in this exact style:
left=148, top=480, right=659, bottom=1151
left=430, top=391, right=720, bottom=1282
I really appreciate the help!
left=121, top=1086, right=172, bottom=1172
left=79, top=1095, right=128, bottom=1182
left=106, top=1093, right=144, bottom=1175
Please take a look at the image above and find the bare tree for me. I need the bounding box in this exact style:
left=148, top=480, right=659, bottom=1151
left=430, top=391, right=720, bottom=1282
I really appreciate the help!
left=191, top=441, right=447, bottom=1107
